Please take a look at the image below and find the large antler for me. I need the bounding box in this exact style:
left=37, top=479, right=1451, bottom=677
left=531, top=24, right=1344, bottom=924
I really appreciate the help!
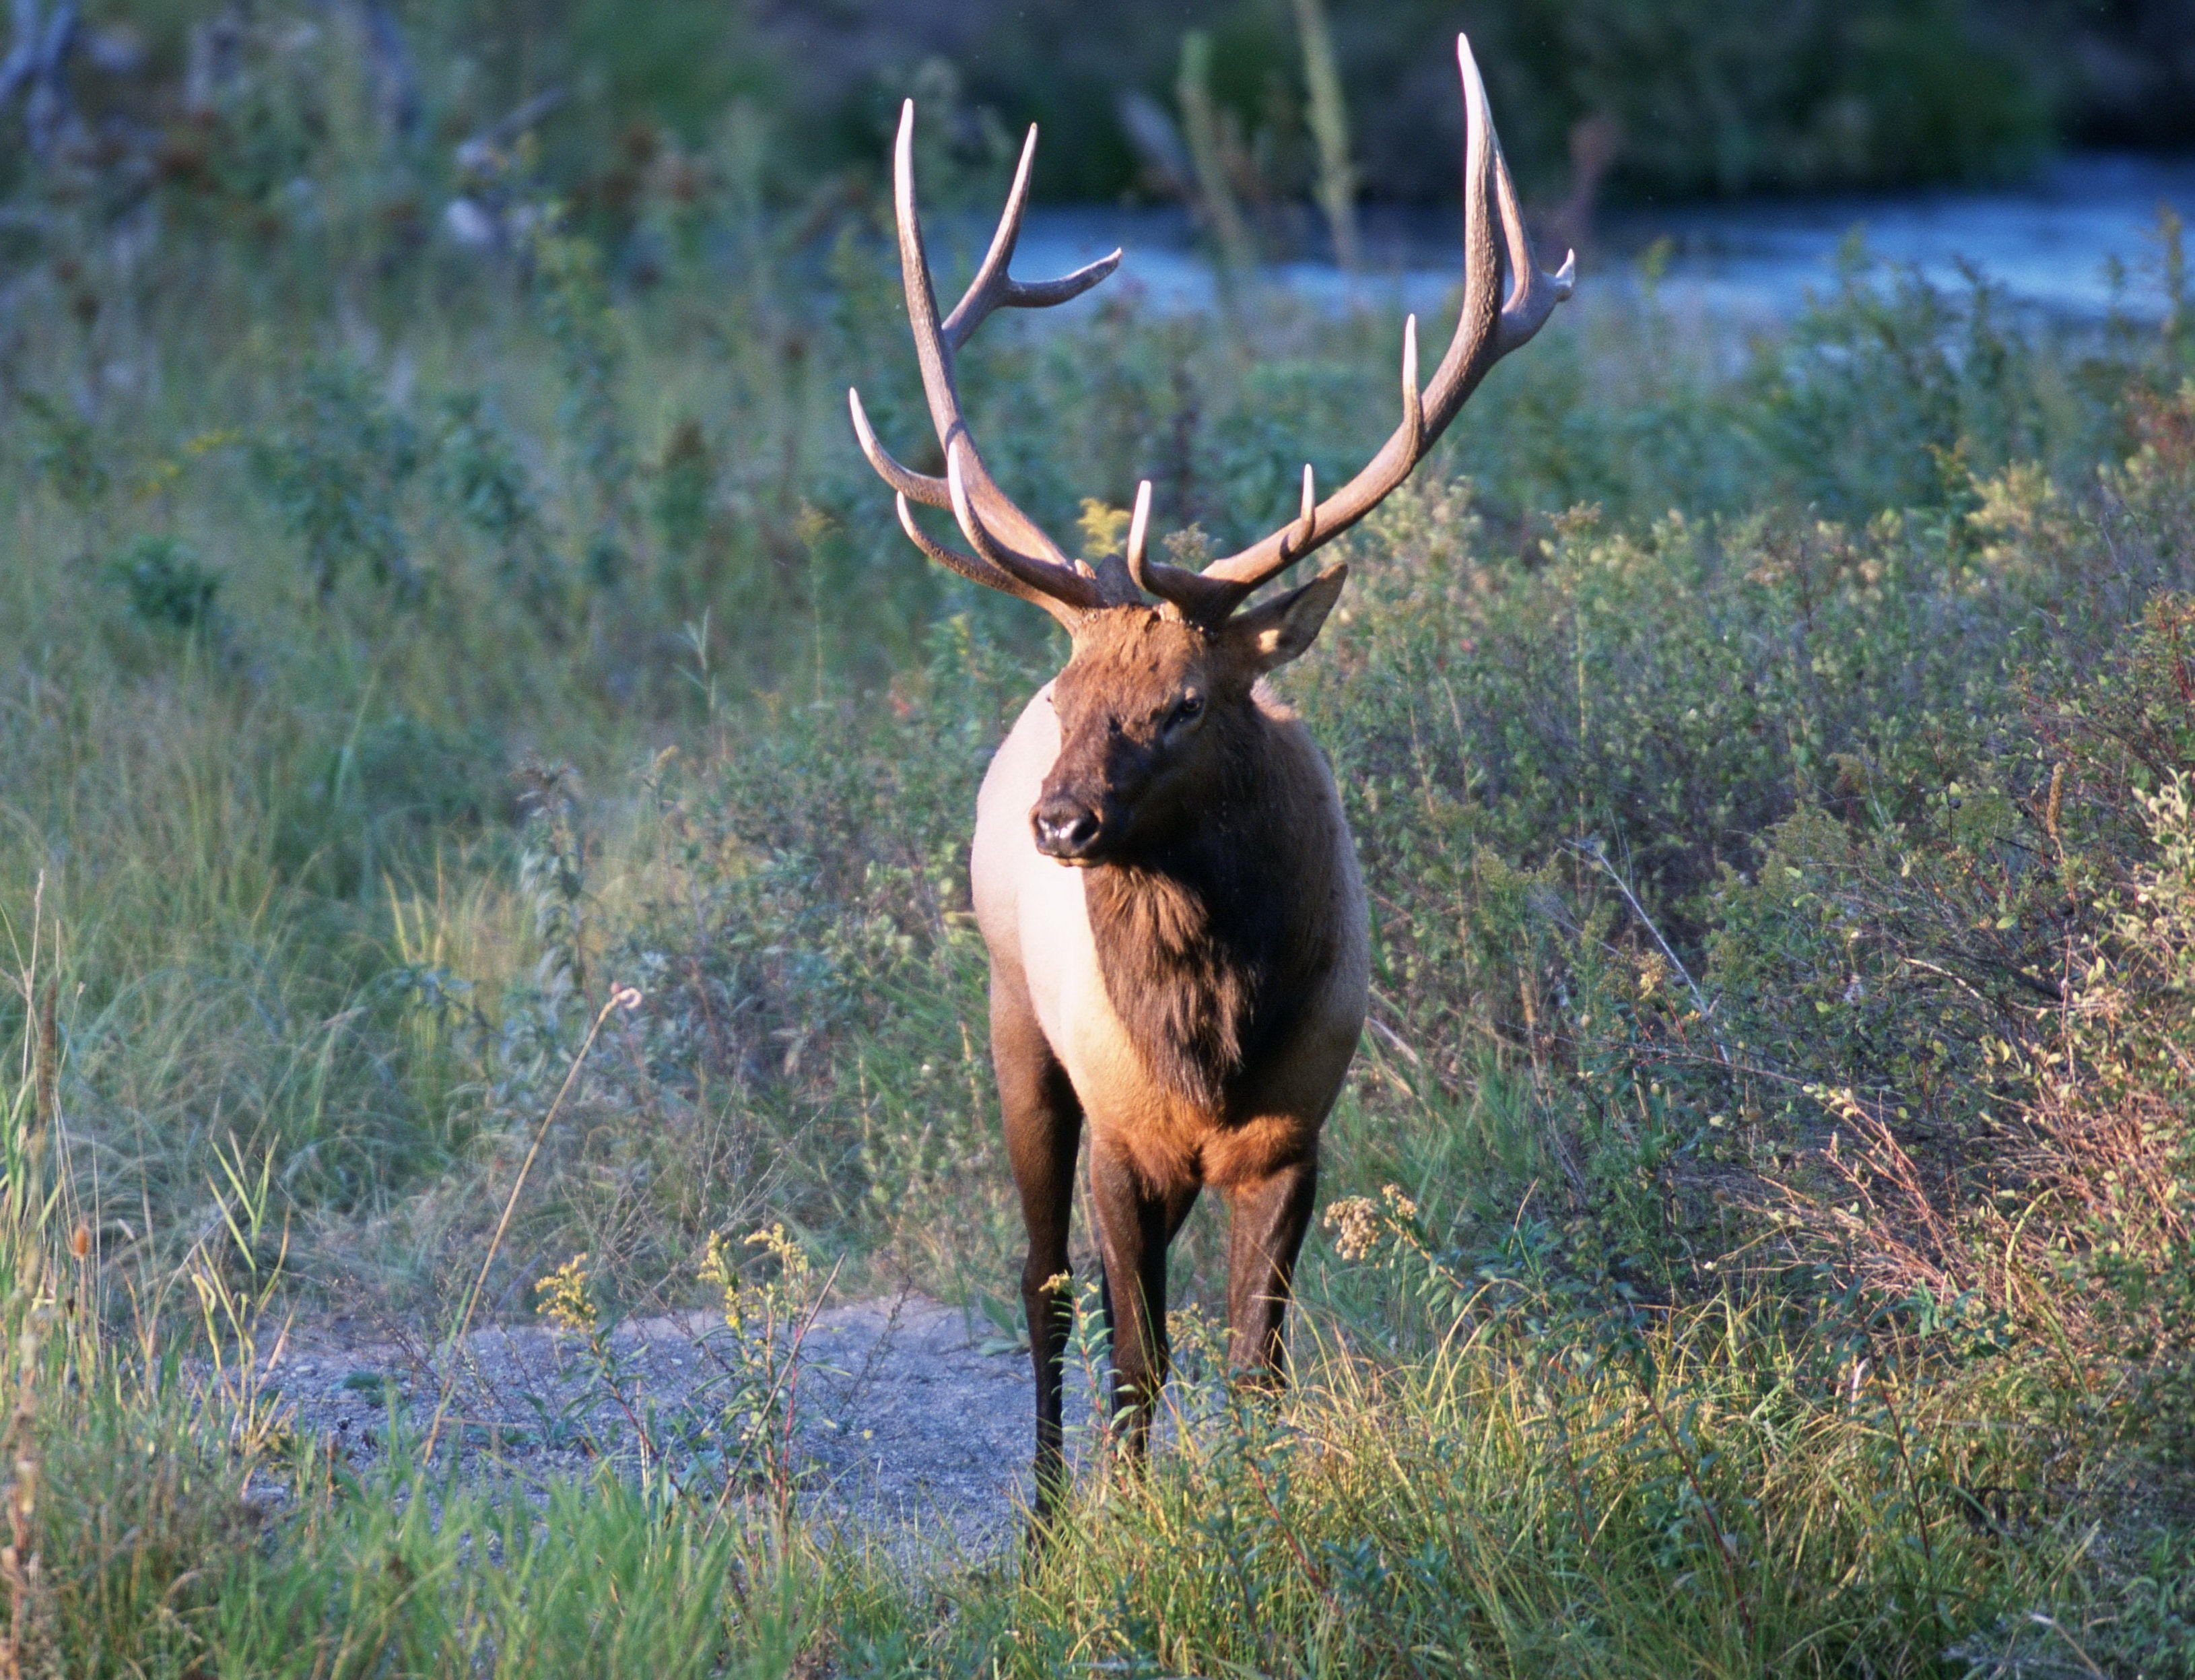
left=1130, top=34, right=1575, bottom=626
left=847, top=103, right=1127, bottom=626
left=850, top=34, right=1572, bottom=632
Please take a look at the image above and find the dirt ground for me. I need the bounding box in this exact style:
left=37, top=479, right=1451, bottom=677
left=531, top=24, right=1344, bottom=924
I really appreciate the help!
left=255, top=1293, right=1104, bottom=1553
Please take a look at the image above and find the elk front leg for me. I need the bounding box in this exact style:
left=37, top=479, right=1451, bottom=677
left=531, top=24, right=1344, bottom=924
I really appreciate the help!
left=1087, top=1140, right=1197, bottom=1463
left=1224, top=1155, right=1318, bottom=1385
left=991, top=968, right=1082, bottom=1519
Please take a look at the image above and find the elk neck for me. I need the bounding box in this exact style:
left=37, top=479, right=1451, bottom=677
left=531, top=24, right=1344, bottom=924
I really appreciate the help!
left=1080, top=694, right=1340, bottom=1114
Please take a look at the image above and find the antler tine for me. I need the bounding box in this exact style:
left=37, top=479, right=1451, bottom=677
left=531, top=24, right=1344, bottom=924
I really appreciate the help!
left=1190, top=32, right=1574, bottom=606
left=893, top=492, right=1084, bottom=628
left=1123, top=479, right=1153, bottom=585
left=1430, top=34, right=1575, bottom=393
left=850, top=98, right=1121, bottom=617
left=1126, top=473, right=1262, bottom=622
left=941, top=123, right=1123, bottom=351
left=1396, top=314, right=1425, bottom=459
left=1486, top=81, right=1576, bottom=355
left=848, top=387, right=950, bottom=510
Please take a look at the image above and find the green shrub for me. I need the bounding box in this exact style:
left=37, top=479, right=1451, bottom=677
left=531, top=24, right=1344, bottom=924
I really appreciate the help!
left=107, top=535, right=222, bottom=631
left=430, top=390, right=567, bottom=621
left=253, top=362, right=423, bottom=599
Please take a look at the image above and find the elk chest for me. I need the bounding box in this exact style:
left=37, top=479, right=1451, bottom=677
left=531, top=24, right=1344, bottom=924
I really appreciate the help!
left=972, top=683, right=1368, bottom=1193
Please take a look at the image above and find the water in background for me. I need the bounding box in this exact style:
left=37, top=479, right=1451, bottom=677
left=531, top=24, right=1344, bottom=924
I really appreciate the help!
left=1007, top=154, right=2195, bottom=325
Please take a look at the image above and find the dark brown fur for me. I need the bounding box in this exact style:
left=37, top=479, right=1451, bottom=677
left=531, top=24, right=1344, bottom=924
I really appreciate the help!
left=1082, top=702, right=1338, bottom=1112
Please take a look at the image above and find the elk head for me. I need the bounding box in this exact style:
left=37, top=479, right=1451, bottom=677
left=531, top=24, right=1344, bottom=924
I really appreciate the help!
left=848, top=34, right=1574, bottom=866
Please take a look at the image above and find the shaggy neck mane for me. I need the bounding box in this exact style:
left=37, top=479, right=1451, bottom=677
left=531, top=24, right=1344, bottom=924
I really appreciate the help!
left=1084, top=705, right=1336, bottom=1112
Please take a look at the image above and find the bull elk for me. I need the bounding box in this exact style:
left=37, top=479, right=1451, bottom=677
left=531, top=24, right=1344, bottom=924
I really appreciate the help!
left=847, top=34, right=1573, bottom=1512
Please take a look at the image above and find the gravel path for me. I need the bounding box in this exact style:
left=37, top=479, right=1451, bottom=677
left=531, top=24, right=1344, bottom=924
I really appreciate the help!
left=257, top=1294, right=1099, bottom=1552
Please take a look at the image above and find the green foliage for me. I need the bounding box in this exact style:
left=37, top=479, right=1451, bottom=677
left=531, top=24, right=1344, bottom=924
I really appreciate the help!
left=652, top=416, right=716, bottom=562
left=28, top=1391, right=833, bottom=1675
left=59, top=0, right=2088, bottom=234
left=19, top=390, right=110, bottom=512
left=931, top=1292, right=2085, bottom=1677
left=253, top=362, right=423, bottom=599
left=652, top=415, right=725, bottom=617
left=1533, top=0, right=2046, bottom=197
left=553, top=0, right=2052, bottom=205
left=0, top=986, right=2142, bottom=1679
left=430, top=390, right=566, bottom=619
left=532, top=225, right=640, bottom=591
left=106, top=534, right=222, bottom=632
left=1749, top=250, right=2068, bottom=517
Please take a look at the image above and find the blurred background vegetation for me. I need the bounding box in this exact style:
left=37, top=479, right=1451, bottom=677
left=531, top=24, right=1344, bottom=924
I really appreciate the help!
left=18, top=0, right=2195, bottom=232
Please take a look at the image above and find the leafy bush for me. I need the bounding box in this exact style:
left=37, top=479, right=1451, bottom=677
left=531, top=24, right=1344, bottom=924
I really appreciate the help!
left=430, top=391, right=566, bottom=620
left=106, top=535, right=222, bottom=631
left=252, top=362, right=422, bottom=599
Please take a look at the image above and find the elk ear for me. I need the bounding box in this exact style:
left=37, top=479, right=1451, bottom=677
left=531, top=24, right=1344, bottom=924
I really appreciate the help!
left=1227, top=565, right=1349, bottom=671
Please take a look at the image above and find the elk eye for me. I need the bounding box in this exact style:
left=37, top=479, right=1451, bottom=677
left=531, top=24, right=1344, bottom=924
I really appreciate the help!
left=1166, top=694, right=1205, bottom=731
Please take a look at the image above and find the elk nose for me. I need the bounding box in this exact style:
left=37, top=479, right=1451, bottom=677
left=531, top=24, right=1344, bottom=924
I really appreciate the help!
left=1032, top=795, right=1104, bottom=860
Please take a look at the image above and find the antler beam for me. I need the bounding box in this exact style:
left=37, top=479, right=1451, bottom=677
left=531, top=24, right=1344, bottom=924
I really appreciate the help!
left=848, top=105, right=1123, bottom=626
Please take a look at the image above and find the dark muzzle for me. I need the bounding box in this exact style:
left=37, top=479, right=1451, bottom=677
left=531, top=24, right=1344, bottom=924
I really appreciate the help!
left=1031, top=790, right=1109, bottom=862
